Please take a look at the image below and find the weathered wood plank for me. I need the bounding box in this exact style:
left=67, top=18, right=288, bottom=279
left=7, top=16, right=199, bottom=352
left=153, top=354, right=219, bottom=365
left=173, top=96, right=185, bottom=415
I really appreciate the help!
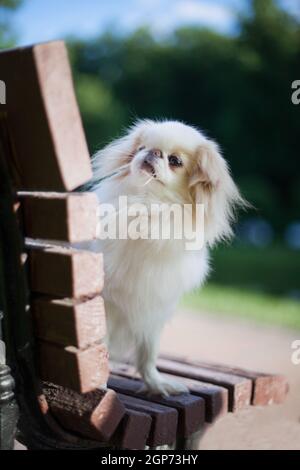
left=162, top=355, right=288, bottom=406
left=43, top=382, right=125, bottom=442
left=111, top=362, right=227, bottom=422
left=19, top=192, right=98, bottom=242
left=116, top=393, right=178, bottom=448
left=38, top=341, right=109, bottom=393
left=161, top=373, right=228, bottom=422
left=157, top=358, right=252, bottom=412
left=194, top=363, right=288, bottom=406
left=0, top=41, right=92, bottom=191
left=111, top=409, right=152, bottom=450
left=249, top=374, right=288, bottom=406
left=26, top=241, right=104, bottom=298
left=0, top=129, right=61, bottom=448
left=32, top=295, right=106, bottom=349
left=108, top=374, right=205, bottom=438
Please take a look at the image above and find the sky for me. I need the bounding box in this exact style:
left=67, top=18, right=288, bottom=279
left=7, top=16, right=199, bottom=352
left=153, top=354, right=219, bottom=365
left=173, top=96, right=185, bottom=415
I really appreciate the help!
left=9, top=0, right=300, bottom=46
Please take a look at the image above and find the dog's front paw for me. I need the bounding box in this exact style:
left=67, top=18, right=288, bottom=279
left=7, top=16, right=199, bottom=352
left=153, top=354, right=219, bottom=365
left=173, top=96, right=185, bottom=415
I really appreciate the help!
left=142, top=373, right=189, bottom=397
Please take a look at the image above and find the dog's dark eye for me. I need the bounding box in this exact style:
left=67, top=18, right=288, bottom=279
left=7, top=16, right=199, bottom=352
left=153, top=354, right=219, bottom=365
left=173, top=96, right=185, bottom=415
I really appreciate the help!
left=168, top=155, right=183, bottom=167
left=138, top=146, right=145, bottom=151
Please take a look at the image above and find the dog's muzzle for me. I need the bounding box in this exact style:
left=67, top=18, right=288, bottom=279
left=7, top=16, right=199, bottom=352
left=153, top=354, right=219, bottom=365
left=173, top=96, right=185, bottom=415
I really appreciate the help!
left=141, top=149, right=162, bottom=176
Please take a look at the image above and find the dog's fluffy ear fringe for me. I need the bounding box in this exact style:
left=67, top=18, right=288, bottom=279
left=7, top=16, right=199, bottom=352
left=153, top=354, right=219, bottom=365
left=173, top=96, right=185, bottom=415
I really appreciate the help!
left=189, top=140, right=248, bottom=246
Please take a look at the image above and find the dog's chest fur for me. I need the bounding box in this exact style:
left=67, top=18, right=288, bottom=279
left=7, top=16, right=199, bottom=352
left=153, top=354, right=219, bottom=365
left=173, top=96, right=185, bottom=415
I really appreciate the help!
left=101, top=236, right=209, bottom=318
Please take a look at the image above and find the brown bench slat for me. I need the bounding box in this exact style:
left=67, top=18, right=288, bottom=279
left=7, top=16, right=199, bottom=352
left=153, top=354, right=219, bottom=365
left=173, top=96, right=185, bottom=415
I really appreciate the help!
left=26, top=241, right=104, bottom=298
left=0, top=41, right=92, bottom=191
left=161, top=373, right=228, bottom=422
left=108, top=374, right=205, bottom=438
left=32, top=295, right=106, bottom=349
left=111, top=409, right=152, bottom=450
left=116, top=393, right=178, bottom=448
left=19, top=192, right=98, bottom=242
left=111, top=363, right=227, bottom=423
left=43, top=383, right=125, bottom=442
left=157, top=358, right=252, bottom=412
left=190, top=360, right=288, bottom=406
left=162, top=355, right=288, bottom=406
left=38, top=341, right=109, bottom=393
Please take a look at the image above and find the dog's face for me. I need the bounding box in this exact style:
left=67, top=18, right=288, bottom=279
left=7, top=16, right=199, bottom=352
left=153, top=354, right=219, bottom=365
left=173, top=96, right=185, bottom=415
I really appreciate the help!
left=94, top=120, right=244, bottom=245
left=130, top=123, right=196, bottom=192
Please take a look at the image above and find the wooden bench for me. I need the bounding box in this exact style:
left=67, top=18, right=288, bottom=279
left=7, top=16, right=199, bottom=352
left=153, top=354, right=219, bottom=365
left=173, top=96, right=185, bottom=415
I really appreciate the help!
left=0, top=40, right=288, bottom=450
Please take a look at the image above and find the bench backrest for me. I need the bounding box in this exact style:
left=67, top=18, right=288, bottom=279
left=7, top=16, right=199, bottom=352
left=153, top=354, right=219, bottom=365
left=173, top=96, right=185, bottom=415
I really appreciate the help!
left=0, top=41, right=118, bottom=448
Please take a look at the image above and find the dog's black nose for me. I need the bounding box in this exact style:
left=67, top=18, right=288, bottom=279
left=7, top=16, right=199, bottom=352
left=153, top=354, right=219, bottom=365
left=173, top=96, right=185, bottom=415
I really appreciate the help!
left=144, top=149, right=162, bottom=164
left=152, top=149, right=163, bottom=159
left=142, top=151, right=159, bottom=177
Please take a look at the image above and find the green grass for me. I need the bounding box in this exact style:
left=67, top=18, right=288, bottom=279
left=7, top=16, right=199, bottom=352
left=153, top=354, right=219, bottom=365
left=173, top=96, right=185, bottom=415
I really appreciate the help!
left=181, top=244, right=300, bottom=330
left=181, top=284, right=300, bottom=330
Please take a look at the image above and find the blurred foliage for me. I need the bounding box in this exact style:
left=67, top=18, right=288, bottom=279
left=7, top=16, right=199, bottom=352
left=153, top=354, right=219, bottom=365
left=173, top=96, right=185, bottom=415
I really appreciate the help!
left=67, top=0, right=300, bottom=234
left=74, top=73, right=126, bottom=148
left=0, top=0, right=22, bottom=47
left=210, top=244, right=300, bottom=295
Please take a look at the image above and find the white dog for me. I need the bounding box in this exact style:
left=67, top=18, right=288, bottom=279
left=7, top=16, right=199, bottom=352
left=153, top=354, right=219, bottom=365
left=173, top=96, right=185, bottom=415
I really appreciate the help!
left=89, top=120, right=243, bottom=396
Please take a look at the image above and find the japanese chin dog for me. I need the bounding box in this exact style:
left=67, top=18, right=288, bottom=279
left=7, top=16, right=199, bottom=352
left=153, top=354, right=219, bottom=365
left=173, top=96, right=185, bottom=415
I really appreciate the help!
left=89, top=119, right=244, bottom=396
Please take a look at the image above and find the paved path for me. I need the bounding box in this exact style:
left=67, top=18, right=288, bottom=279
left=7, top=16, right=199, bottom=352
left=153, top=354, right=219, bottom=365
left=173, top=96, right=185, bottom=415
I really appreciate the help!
left=160, top=309, right=300, bottom=449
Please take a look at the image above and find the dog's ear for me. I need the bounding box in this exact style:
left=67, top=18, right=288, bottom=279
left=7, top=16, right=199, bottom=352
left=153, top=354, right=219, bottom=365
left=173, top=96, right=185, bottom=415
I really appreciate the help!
left=189, top=140, right=244, bottom=245
left=189, top=140, right=224, bottom=193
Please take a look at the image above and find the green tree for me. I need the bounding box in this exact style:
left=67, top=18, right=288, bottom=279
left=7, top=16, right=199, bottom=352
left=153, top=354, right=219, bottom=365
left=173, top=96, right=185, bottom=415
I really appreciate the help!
left=0, top=0, right=22, bottom=47
left=70, top=0, right=300, bottom=233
